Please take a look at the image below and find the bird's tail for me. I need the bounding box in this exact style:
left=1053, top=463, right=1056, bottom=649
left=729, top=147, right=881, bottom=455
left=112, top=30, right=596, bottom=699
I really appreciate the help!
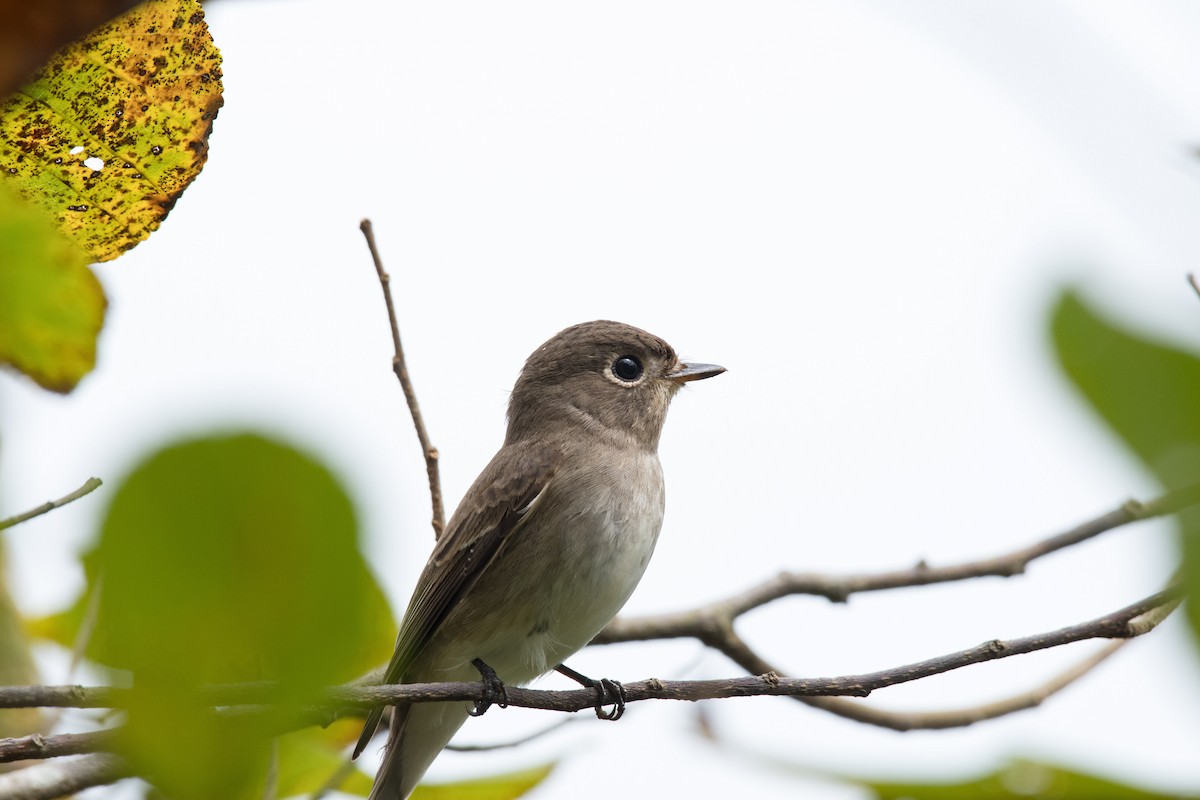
left=367, top=701, right=472, bottom=800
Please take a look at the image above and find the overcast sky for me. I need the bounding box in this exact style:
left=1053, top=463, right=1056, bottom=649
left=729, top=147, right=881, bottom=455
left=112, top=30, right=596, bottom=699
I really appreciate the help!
left=5, top=1, right=1200, bottom=798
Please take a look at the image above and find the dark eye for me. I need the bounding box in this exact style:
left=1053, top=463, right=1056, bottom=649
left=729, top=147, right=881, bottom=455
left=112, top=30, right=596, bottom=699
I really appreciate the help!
left=611, top=355, right=643, bottom=382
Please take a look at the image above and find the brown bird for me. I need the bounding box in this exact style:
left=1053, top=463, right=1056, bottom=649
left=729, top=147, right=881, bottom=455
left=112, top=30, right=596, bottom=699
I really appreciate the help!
left=355, top=320, right=724, bottom=798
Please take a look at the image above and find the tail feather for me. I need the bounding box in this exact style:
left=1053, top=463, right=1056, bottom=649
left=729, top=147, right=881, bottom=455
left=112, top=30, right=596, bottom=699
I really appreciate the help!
left=367, top=701, right=472, bottom=800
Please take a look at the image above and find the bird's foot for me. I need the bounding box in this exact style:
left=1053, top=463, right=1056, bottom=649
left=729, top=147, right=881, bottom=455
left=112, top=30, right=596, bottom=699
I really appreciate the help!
left=469, top=657, right=509, bottom=717
left=555, top=663, right=626, bottom=721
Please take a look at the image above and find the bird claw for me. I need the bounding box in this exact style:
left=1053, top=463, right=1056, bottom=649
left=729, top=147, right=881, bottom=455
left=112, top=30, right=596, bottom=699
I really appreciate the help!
left=469, top=658, right=509, bottom=717
left=592, top=678, right=626, bottom=721
left=555, top=663, right=626, bottom=721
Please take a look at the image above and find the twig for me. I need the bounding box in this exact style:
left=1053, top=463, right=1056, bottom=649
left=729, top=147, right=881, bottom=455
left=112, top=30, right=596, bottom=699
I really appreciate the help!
left=595, top=482, right=1200, bottom=645
left=446, top=717, right=576, bottom=752
left=359, top=219, right=446, bottom=539
left=701, top=587, right=1177, bottom=732
left=0, top=730, right=115, bottom=762
left=0, top=478, right=102, bottom=531
left=0, top=586, right=1176, bottom=714
left=0, top=753, right=126, bottom=799
left=1188, top=273, right=1200, bottom=301
left=798, top=640, right=1127, bottom=731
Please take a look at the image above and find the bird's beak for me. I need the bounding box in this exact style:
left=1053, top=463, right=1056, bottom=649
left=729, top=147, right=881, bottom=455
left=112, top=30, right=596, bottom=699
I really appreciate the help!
left=667, top=361, right=726, bottom=383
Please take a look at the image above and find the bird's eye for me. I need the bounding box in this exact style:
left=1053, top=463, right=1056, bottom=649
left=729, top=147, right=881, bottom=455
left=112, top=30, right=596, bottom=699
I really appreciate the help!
left=611, top=355, right=643, bottom=382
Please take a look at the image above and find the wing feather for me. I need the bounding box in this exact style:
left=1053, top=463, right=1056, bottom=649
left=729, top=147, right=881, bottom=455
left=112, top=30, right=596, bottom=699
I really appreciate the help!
left=353, top=443, right=560, bottom=757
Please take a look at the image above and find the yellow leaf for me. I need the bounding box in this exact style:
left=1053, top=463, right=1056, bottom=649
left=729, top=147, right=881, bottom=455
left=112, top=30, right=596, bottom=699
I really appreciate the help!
left=412, top=764, right=557, bottom=800
left=0, top=0, right=222, bottom=261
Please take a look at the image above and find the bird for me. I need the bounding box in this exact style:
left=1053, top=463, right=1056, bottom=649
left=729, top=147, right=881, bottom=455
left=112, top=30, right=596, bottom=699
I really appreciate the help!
left=354, top=320, right=724, bottom=799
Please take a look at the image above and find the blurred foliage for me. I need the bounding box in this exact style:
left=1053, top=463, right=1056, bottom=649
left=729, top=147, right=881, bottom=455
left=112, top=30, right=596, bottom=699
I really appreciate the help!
left=0, top=183, right=103, bottom=392
left=85, top=432, right=389, bottom=799
left=1049, top=289, right=1200, bottom=646
left=0, top=544, right=43, bottom=754
left=411, top=763, right=556, bottom=800
left=21, top=430, right=553, bottom=798
left=264, top=721, right=374, bottom=799
left=860, top=758, right=1198, bottom=800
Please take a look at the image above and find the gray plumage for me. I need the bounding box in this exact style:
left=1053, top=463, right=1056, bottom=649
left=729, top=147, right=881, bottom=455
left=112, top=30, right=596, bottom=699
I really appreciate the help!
left=355, top=320, right=723, bottom=799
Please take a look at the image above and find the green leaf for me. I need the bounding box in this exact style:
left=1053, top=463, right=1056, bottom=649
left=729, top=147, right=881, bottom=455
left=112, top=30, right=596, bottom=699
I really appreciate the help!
left=1050, top=290, right=1200, bottom=487
left=1049, top=289, right=1200, bottom=654
left=862, top=758, right=1197, bottom=799
left=0, top=0, right=222, bottom=262
left=0, top=544, right=43, bottom=739
left=228, top=721, right=374, bottom=800
left=411, top=764, right=557, bottom=800
left=0, top=183, right=104, bottom=392
left=90, top=433, right=378, bottom=799
left=31, top=543, right=397, bottom=682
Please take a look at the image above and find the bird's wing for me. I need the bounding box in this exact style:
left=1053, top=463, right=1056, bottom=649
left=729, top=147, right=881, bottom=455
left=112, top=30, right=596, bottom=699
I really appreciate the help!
left=353, top=442, right=560, bottom=758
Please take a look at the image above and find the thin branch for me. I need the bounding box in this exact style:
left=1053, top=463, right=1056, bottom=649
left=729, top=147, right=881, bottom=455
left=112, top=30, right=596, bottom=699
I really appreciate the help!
left=595, top=482, right=1200, bottom=645
left=359, top=219, right=445, bottom=539
left=702, top=589, right=1178, bottom=731
left=0, top=730, right=115, bottom=763
left=797, top=640, right=1127, bottom=731
left=446, top=717, right=576, bottom=752
left=1188, top=273, right=1200, bottom=301
left=1126, top=593, right=1182, bottom=636
left=0, top=478, right=102, bottom=531
left=0, top=586, right=1176, bottom=715
left=0, top=753, right=126, bottom=800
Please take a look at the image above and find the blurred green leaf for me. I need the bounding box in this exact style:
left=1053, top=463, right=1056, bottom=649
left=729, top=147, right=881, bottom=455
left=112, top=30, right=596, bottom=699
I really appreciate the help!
left=0, top=183, right=104, bottom=393
left=239, top=721, right=373, bottom=800
left=90, top=432, right=379, bottom=799
left=1049, top=289, right=1200, bottom=655
left=411, top=763, right=557, bottom=800
left=0, top=544, right=43, bottom=746
left=862, top=758, right=1197, bottom=799
left=1050, top=290, right=1200, bottom=487
left=31, top=530, right=396, bottom=682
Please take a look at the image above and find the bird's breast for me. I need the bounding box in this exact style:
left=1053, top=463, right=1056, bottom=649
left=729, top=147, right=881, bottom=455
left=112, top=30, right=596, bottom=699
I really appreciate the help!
left=455, top=448, right=666, bottom=682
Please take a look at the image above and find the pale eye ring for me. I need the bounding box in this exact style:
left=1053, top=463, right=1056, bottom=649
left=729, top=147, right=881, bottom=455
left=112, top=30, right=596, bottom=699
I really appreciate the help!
left=611, top=355, right=643, bottom=382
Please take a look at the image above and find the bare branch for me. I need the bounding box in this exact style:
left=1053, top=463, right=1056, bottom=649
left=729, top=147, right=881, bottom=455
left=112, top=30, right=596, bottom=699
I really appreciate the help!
left=692, top=586, right=1178, bottom=731
left=0, top=586, right=1175, bottom=716
left=1125, top=593, right=1182, bottom=636
left=446, top=717, right=576, bottom=752
left=0, top=753, right=126, bottom=799
left=0, top=730, right=114, bottom=763
left=798, top=640, right=1127, bottom=731
left=0, top=478, right=102, bottom=531
left=359, top=219, right=445, bottom=539
left=595, top=483, right=1200, bottom=645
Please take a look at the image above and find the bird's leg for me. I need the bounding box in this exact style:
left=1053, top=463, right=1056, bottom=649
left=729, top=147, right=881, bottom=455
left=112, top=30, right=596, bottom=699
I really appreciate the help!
left=555, top=663, right=626, bottom=721
left=469, top=658, right=509, bottom=717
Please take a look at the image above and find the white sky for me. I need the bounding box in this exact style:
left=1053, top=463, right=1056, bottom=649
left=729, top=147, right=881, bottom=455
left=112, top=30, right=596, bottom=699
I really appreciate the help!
left=4, top=1, right=1200, bottom=798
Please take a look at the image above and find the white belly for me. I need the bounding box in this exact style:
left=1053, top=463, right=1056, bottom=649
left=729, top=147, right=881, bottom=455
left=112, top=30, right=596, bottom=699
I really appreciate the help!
left=424, top=448, right=666, bottom=685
